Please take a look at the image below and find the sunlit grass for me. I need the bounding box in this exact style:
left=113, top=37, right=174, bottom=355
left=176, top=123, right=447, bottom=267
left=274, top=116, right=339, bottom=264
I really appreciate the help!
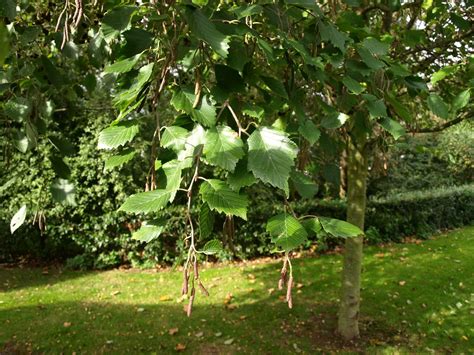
left=1, top=226, right=473, bottom=353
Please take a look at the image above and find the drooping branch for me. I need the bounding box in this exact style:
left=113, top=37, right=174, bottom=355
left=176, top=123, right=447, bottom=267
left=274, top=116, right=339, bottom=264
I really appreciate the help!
left=409, top=112, right=471, bottom=133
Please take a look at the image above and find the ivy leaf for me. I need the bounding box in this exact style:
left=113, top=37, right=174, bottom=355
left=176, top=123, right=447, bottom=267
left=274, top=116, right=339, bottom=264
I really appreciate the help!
left=247, top=127, right=298, bottom=195
left=379, top=117, right=405, bottom=140
left=161, top=126, right=189, bottom=152
left=319, top=217, right=363, bottom=238
left=98, top=121, right=139, bottom=150
left=132, top=220, right=165, bottom=243
left=104, top=149, right=136, bottom=170
left=200, top=179, right=248, bottom=220
left=298, top=120, right=321, bottom=145
left=199, top=203, right=214, bottom=239
left=290, top=170, right=318, bottom=199
left=10, top=205, right=27, bottom=234
left=452, top=89, right=470, bottom=112
left=204, top=126, right=244, bottom=172
left=427, top=94, right=449, bottom=119
left=200, top=239, right=223, bottom=255
left=185, top=7, right=229, bottom=58
left=119, top=189, right=171, bottom=213
left=266, top=213, right=308, bottom=251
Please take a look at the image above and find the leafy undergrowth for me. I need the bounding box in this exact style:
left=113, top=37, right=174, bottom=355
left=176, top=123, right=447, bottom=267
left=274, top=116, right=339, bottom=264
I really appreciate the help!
left=1, top=227, right=473, bottom=353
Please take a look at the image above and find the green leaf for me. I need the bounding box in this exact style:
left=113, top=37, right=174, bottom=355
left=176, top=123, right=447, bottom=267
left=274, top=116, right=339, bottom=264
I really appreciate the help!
left=242, top=104, right=264, bottom=119
left=227, top=159, right=257, bottom=191
left=285, top=0, right=321, bottom=11
left=342, top=76, right=365, bottom=94
left=132, top=220, right=165, bottom=243
left=319, top=217, right=363, bottom=238
left=430, top=65, right=457, bottom=85
left=177, top=124, right=206, bottom=167
left=119, top=189, right=170, bottom=213
left=204, top=126, right=244, bottom=172
left=231, top=4, right=263, bottom=19
left=379, top=117, right=405, bottom=140
left=261, top=76, right=288, bottom=99
left=50, top=156, right=71, bottom=179
left=185, top=7, right=229, bottom=58
left=192, top=95, right=217, bottom=127
left=104, top=53, right=143, bottom=73
left=161, top=126, right=189, bottom=152
left=199, top=203, right=214, bottom=239
left=452, top=89, right=470, bottom=112
left=386, top=94, right=411, bottom=122
left=0, top=21, right=9, bottom=66
left=101, top=6, right=136, bottom=40
left=200, top=179, right=248, bottom=220
left=161, top=160, right=182, bottom=202
left=98, top=121, right=139, bottom=150
left=256, top=37, right=275, bottom=62
left=367, top=99, right=388, bottom=118
left=357, top=47, right=385, bottom=70
left=301, top=217, right=322, bottom=237
left=290, top=170, right=318, bottom=199
left=4, top=97, right=32, bottom=122
left=266, top=213, right=308, bottom=251
left=171, top=88, right=194, bottom=114
left=247, top=127, right=298, bottom=195
left=318, top=21, right=348, bottom=53
left=104, top=149, right=136, bottom=170
left=200, top=239, right=223, bottom=255
left=361, top=37, right=390, bottom=56
left=122, top=28, right=154, bottom=57
left=298, top=120, right=320, bottom=145
left=51, top=179, right=76, bottom=206
left=215, top=64, right=245, bottom=93
left=10, top=205, right=27, bottom=234
left=321, top=112, right=349, bottom=129
left=427, top=94, right=449, bottom=119
left=0, top=0, right=16, bottom=20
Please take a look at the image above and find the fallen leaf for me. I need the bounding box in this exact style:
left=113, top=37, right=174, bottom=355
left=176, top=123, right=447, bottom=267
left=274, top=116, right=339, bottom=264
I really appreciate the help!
left=63, top=322, right=72, bottom=328
left=175, top=343, right=186, bottom=351
left=267, top=288, right=275, bottom=295
left=215, top=332, right=222, bottom=337
left=375, top=253, right=385, bottom=258
left=137, top=307, right=145, bottom=312
left=195, top=331, right=204, bottom=338
left=168, top=327, right=179, bottom=335
left=239, top=315, right=247, bottom=320
left=296, top=283, right=304, bottom=289
left=399, top=281, right=406, bottom=286
left=111, top=291, right=120, bottom=296
left=224, top=293, right=233, bottom=305
left=159, top=295, right=171, bottom=302
left=224, top=338, right=234, bottom=345
left=247, top=274, right=256, bottom=280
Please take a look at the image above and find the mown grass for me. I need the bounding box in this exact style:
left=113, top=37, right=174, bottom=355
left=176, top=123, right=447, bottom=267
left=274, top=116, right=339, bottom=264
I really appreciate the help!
left=1, top=226, right=473, bottom=353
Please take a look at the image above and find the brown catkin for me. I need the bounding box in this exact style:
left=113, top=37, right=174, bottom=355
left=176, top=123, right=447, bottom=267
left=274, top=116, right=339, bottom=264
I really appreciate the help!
left=187, top=287, right=195, bottom=317
left=193, top=260, right=199, bottom=280
left=286, top=275, right=293, bottom=303
left=181, top=269, right=189, bottom=295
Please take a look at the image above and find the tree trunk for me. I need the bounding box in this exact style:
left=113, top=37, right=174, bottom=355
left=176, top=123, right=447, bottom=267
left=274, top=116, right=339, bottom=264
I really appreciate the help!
left=337, top=135, right=368, bottom=340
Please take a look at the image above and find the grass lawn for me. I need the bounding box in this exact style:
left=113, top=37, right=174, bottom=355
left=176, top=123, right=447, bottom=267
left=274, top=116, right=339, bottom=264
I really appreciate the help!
left=1, top=226, right=473, bottom=353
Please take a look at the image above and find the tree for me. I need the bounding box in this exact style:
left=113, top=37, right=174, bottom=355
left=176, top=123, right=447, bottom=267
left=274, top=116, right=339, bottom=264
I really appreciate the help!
left=2, top=0, right=472, bottom=342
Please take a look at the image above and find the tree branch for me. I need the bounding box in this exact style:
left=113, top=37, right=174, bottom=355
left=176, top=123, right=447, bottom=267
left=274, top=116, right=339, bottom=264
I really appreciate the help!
left=409, top=112, right=471, bottom=133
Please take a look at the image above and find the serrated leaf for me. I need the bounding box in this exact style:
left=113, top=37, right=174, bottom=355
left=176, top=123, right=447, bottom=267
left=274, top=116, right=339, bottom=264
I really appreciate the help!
left=321, top=112, right=349, bottom=129
left=51, top=179, right=76, bottom=206
left=199, top=203, right=214, bottom=239
left=200, top=179, right=248, bottom=220
left=290, top=170, right=318, bottom=199
left=266, top=213, right=308, bottom=251
left=132, top=220, right=165, bottom=243
left=119, top=189, right=170, bottom=213
left=318, top=21, right=348, bottom=53
left=298, top=120, right=320, bottom=145
left=161, top=160, right=182, bottom=202
left=4, top=97, right=32, bottom=122
left=105, top=149, right=136, bottom=170
left=98, top=121, right=139, bottom=150
left=200, top=239, right=223, bottom=255
left=185, top=7, right=229, bottom=58
left=343, top=76, right=365, bottom=94
left=319, top=217, right=363, bottom=238
left=301, top=217, right=322, bottom=237
left=227, top=159, right=257, bottom=191
left=192, top=95, right=217, bottom=127
left=204, top=126, right=244, bottom=172
left=178, top=124, right=206, bottom=167
left=357, top=47, right=385, bottom=70
left=427, top=94, right=449, bottom=119
left=101, top=6, right=136, bottom=40
left=161, top=126, right=189, bottom=152
left=261, top=76, right=288, bottom=99
left=50, top=156, right=71, bottom=179
left=247, top=127, right=298, bottom=195
left=379, top=117, right=405, bottom=140
left=452, top=89, right=470, bottom=112
left=104, top=52, right=143, bottom=73
left=242, top=104, right=264, bottom=119
left=10, top=205, right=27, bottom=234
left=361, top=37, right=389, bottom=56
left=367, top=99, right=388, bottom=118
left=386, top=94, right=411, bottom=122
